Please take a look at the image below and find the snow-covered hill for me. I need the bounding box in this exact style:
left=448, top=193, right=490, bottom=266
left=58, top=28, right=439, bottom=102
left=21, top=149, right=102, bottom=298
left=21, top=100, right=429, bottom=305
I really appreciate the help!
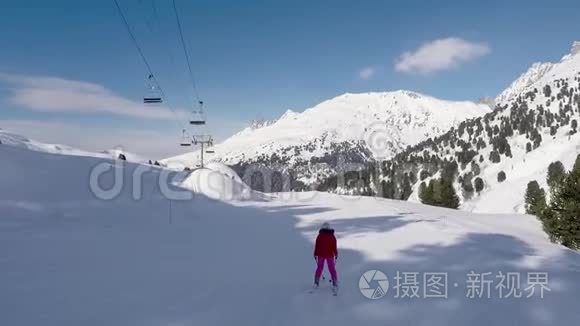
left=0, top=128, right=105, bottom=158
left=164, top=91, right=490, bottom=188
left=346, top=41, right=580, bottom=214
left=469, top=41, right=580, bottom=212
left=0, top=128, right=149, bottom=164
left=2, top=139, right=580, bottom=326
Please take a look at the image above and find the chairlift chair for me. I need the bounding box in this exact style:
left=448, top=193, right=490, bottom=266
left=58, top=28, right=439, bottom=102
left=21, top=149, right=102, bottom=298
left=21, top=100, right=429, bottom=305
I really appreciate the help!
left=205, top=138, right=215, bottom=153
left=189, top=100, right=206, bottom=125
left=143, top=74, right=163, bottom=104
left=179, top=129, right=191, bottom=147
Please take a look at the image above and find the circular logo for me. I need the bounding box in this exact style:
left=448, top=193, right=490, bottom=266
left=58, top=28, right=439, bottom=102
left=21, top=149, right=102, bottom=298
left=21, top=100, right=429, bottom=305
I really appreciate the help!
left=362, top=122, right=393, bottom=160
left=359, top=270, right=389, bottom=299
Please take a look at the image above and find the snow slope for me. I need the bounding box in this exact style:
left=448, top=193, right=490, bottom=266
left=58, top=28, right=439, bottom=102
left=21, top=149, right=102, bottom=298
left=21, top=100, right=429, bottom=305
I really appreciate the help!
left=463, top=129, right=580, bottom=214
left=164, top=91, right=490, bottom=168
left=467, top=41, right=580, bottom=213
left=407, top=122, right=580, bottom=214
left=400, top=41, right=580, bottom=214
left=1, top=137, right=579, bottom=326
left=0, top=128, right=105, bottom=158
left=0, top=128, right=148, bottom=163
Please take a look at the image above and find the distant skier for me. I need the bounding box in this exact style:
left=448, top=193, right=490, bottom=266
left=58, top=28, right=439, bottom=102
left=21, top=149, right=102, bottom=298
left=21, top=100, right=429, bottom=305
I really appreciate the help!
left=313, top=222, right=338, bottom=290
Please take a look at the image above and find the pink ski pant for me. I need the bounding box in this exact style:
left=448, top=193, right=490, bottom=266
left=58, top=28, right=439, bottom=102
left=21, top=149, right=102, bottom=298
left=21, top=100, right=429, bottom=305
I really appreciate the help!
left=314, top=256, right=338, bottom=283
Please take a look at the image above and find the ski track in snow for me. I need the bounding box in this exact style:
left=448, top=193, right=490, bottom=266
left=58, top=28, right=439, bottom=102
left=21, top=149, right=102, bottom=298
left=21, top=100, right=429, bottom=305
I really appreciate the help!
left=1, top=143, right=579, bottom=326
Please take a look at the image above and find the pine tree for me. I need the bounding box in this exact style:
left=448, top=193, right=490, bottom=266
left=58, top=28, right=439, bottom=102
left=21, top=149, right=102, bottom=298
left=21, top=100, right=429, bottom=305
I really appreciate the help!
left=546, top=155, right=580, bottom=249
left=441, top=161, right=459, bottom=180
left=471, top=161, right=481, bottom=176
left=382, top=180, right=395, bottom=199
left=462, top=177, right=474, bottom=200
left=497, top=171, right=507, bottom=182
left=401, top=175, right=413, bottom=200
left=474, top=177, right=484, bottom=192
left=505, top=144, right=512, bottom=157
left=543, top=85, right=552, bottom=98
left=419, top=182, right=427, bottom=201
left=419, top=180, right=435, bottom=205
left=432, top=178, right=443, bottom=206
left=489, top=150, right=501, bottom=163
left=524, top=181, right=546, bottom=217
left=438, top=178, right=460, bottom=209
left=419, top=178, right=459, bottom=209
left=547, top=161, right=566, bottom=191
left=538, top=208, right=559, bottom=243
left=419, top=181, right=427, bottom=199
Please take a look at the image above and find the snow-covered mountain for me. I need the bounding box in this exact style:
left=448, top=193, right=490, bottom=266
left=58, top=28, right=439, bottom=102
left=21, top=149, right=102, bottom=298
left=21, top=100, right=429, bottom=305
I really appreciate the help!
left=336, top=41, right=580, bottom=214
left=495, top=62, right=554, bottom=104
left=164, top=91, right=490, bottom=189
left=496, top=41, right=580, bottom=105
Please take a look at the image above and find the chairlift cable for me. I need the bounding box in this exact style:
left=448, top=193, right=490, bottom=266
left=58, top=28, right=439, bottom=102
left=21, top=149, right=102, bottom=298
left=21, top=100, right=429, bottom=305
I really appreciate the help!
left=150, top=0, right=161, bottom=31
left=113, top=0, right=156, bottom=82
left=113, top=0, right=185, bottom=131
left=171, top=0, right=207, bottom=127
left=172, top=0, right=202, bottom=104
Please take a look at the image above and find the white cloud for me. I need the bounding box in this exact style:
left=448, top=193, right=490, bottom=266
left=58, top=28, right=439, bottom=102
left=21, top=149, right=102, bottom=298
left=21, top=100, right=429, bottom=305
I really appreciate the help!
left=395, top=38, right=490, bottom=75
left=358, top=66, right=376, bottom=80
left=0, top=73, right=187, bottom=120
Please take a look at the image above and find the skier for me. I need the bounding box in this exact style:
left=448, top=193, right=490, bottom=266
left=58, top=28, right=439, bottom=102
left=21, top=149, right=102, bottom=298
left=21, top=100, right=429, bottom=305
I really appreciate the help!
left=313, top=222, right=338, bottom=292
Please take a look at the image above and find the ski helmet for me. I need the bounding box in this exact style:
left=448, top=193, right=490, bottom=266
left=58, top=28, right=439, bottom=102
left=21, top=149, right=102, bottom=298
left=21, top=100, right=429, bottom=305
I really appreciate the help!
left=321, top=222, right=330, bottom=230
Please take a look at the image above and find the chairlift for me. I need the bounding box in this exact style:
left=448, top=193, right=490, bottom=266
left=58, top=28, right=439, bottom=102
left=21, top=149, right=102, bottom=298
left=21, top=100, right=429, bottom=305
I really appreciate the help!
left=179, top=129, right=191, bottom=147
left=144, top=74, right=163, bottom=104
left=189, top=100, right=206, bottom=125
left=205, top=138, right=215, bottom=153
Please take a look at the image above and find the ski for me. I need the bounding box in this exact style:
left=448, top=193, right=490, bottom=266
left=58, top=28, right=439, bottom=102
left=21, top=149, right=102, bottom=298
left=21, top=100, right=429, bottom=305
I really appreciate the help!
left=308, top=284, right=319, bottom=294
left=308, top=283, right=338, bottom=296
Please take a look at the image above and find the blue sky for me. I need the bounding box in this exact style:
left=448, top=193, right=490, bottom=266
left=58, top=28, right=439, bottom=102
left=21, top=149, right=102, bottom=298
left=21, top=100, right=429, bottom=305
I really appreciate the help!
left=1, top=0, right=579, bottom=158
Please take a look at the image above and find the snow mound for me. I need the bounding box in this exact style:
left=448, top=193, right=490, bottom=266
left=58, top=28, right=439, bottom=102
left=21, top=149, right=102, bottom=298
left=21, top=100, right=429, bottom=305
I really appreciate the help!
left=204, top=162, right=244, bottom=184
left=179, top=163, right=261, bottom=201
